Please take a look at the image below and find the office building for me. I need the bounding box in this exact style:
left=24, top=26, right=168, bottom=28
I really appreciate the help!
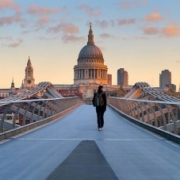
left=117, top=68, right=128, bottom=86
left=159, top=69, right=171, bottom=89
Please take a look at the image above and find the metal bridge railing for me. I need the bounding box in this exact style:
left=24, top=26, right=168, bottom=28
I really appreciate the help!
left=108, top=97, right=180, bottom=135
left=0, top=97, right=83, bottom=133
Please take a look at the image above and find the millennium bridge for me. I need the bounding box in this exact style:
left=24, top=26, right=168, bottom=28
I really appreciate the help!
left=1, top=82, right=180, bottom=180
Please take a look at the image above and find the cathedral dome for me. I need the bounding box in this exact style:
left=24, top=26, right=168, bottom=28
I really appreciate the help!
left=78, top=23, right=104, bottom=61
left=78, top=44, right=103, bottom=60
left=74, top=23, right=108, bottom=86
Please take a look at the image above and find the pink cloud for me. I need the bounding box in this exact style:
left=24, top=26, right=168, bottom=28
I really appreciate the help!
left=143, top=27, right=159, bottom=35
left=61, top=35, right=85, bottom=43
left=143, top=0, right=148, bottom=3
left=142, top=25, right=180, bottom=37
left=145, top=13, right=163, bottom=22
left=118, top=19, right=136, bottom=26
left=119, top=1, right=139, bottom=9
left=96, top=20, right=115, bottom=28
left=78, top=4, right=102, bottom=17
left=0, top=36, right=13, bottom=41
left=36, top=16, right=50, bottom=27
left=37, top=36, right=56, bottom=41
left=8, top=42, right=20, bottom=48
left=96, top=20, right=108, bottom=28
left=48, top=22, right=79, bottom=34
left=0, top=14, right=24, bottom=26
left=162, top=26, right=180, bottom=37
left=0, top=0, right=21, bottom=12
left=27, top=5, right=60, bottom=16
left=100, top=33, right=114, bottom=39
left=7, top=38, right=23, bottom=48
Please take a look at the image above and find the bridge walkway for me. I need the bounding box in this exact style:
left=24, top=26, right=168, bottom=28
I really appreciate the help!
left=0, top=105, right=180, bottom=180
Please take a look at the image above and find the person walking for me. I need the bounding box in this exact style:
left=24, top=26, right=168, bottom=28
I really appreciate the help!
left=92, top=85, right=107, bottom=131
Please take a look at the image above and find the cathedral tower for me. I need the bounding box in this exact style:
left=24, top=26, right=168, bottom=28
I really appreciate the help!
left=24, top=57, right=35, bottom=89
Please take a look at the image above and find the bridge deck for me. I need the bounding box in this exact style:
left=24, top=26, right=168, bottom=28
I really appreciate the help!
left=1, top=105, right=180, bottom=180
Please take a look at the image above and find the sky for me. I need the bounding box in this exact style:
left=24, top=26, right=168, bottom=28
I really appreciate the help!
left=0, top=0, right=180, bottom=89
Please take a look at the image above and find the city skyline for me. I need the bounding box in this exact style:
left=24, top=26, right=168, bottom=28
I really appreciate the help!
left=0, top=0, right=180, bottom=88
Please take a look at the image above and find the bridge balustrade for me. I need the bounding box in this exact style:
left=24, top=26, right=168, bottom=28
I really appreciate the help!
left=0, top=97, right=83, bottom=134
left=108, top=97, right=180, bottom=135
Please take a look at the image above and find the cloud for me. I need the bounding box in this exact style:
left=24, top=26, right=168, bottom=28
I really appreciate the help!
left=27, top=5, right=60, bottom=16
left=95, top=20, right=115, bottom=28
left=96, top=20, right=108, bottom=28
left=98, top=45, right=106, bottom=51
left=0, top=0, right=21, bottom=12
left=8, top=42, right=21, bottom=48
left=0, top=13, right=24, bottom=26
left=27, top=5, right=60, bottom=28
left=48, top=22, right=79, bottom=34
left=118, top=1, right=140, bottom=9
left=143, top=27, right=159, bottom=35
left=37, top=36, right=56, bottom=41
left=142, top=25, right=180, bottom=37
left=1, top=38, right=23, bottom=48
left=118, top=19, right=136, bottom=26
left=118, top=0, right=148, bottom=9
left=77, top=4, right=102, bottom=17
left=145, top=13, right=163, bottom=22
left=100, top=33, right=114, bottom=39
left=61, top=35, right=85, bottom=43
left=142, top=0, right=148, bottom=3
left=121, top=37, right=129, bottom=41
left=110, top=20, right=115, bottom=27
left=0, top=36, right=13, bottom=41
left=162, top=26, right=180, bottom=37
left=121, top=35, right=148, bottom=41
left=134, top=36, right=148, bottom=40
left=36, top=16, right=51, bottom=27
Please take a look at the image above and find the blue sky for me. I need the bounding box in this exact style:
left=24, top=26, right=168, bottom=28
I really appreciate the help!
left=0, top=0, right=180, bottom=88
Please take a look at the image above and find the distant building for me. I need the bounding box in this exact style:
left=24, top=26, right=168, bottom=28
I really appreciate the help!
left=107, top=74, right=112, bottom=86
left=0, top=57, right=35, bottom=99
left=0, top=79, right=18, bottom=98
left=165, top=84, right=176, bottom=92
left=117, top=68, right=128, bottom=86
left=10, top=78, right=17, bottom=95
left=163, top=84, right=180, bottom=98
left=0, top=89, right=10, bottom=99
left=23, top=57, right=35, bottom=89
left=159, top=69, right=171, bottom=89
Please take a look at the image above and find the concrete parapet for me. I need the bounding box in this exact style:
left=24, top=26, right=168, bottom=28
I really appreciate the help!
left=109, top=104, right=180, bottom=145
left=0, top=104, right=81, bottom=141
